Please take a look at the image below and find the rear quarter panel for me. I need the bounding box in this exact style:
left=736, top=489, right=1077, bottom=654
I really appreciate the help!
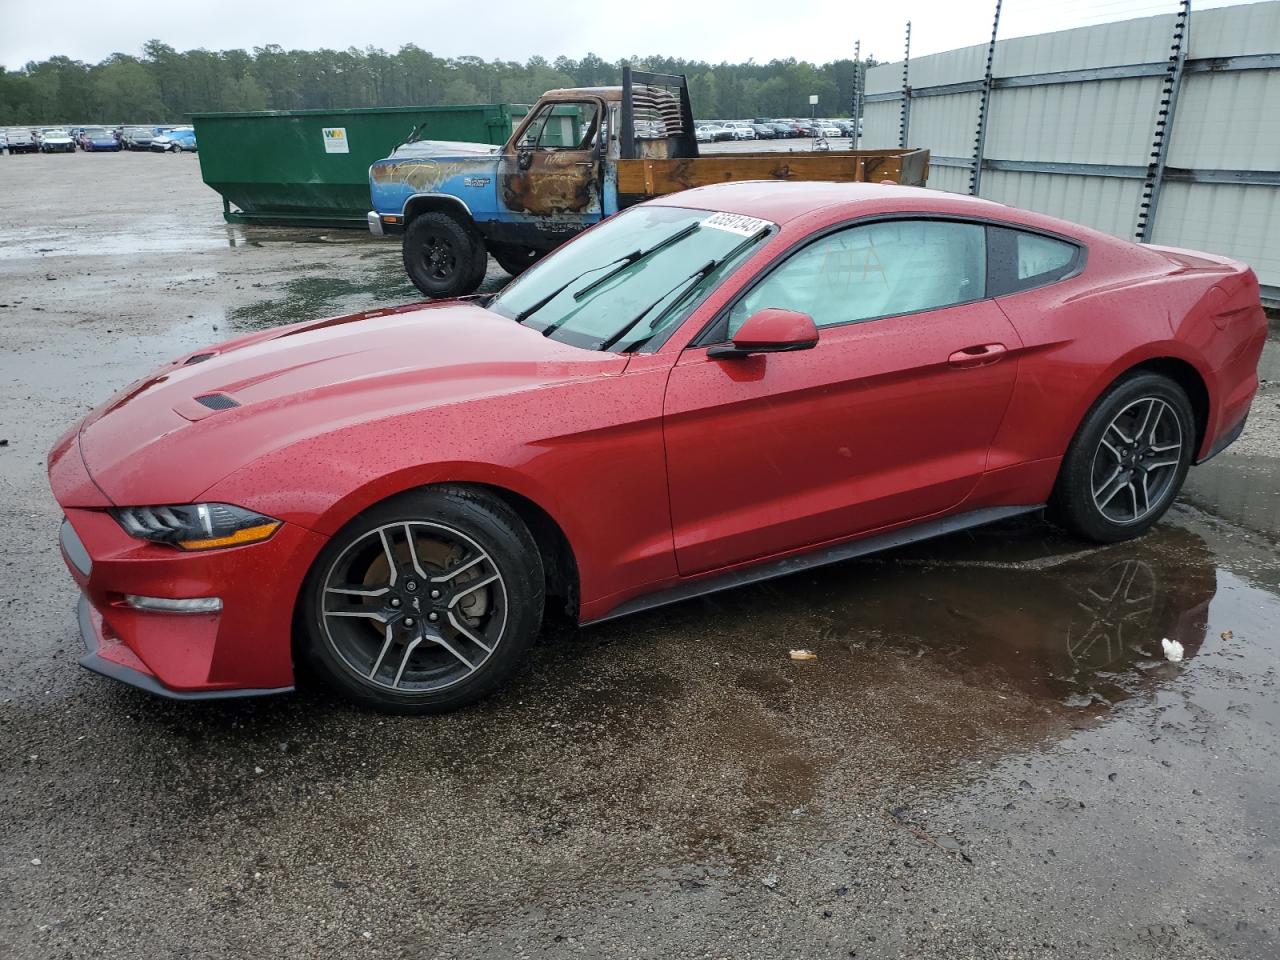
left=984, top=235, right=1224, bottom=488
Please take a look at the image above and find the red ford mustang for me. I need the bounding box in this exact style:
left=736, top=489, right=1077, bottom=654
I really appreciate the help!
left=49, top=182, right=1267, bottom=711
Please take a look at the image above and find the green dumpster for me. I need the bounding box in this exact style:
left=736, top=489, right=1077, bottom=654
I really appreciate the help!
left=192, top=104, right=528, bottom=229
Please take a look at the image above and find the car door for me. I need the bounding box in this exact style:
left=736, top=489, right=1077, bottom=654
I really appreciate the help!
left=497, top=98, right=603, bottom=230
left=662, top=218, right=1023, bottom=576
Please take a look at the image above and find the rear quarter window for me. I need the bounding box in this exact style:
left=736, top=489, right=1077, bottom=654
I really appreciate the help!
left=988, top=226, right=1082, bottom=296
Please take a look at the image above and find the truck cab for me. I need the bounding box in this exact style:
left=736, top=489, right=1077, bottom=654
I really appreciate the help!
left=369, top=69, right=927, bottom=298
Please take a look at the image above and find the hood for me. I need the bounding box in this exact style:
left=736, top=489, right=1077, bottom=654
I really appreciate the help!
left=77, top=301, right=626, bottom=505
left=388, top=139, right=500, bottom=160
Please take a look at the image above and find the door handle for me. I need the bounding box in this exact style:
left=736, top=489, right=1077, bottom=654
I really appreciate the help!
left=948, top=343, right=1007, bottom=368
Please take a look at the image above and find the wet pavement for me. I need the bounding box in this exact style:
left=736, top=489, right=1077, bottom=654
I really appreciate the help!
left=0, top=152, right=1278, bottom=959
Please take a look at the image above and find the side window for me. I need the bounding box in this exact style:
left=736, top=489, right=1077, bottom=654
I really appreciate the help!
left=989, top=226, right=1081, bottom=295
left=728, top=220, right=986, bottom=334
left=517, top=102, right=599, bottom=151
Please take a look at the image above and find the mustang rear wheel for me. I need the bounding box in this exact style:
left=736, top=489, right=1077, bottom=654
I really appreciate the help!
left=402, top=212, right=488, bottom=299
left=301, top=486, right=544, bottom=713
left=1051, top=372, right=1194, bottom=542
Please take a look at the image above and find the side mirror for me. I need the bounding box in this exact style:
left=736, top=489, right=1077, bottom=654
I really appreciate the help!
left=706, top=308, right=819, bottom=359
left=517, top=149, right=534, bottom=170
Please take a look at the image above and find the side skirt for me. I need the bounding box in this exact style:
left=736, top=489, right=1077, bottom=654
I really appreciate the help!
left=584, top=504, right=1044, bottom=626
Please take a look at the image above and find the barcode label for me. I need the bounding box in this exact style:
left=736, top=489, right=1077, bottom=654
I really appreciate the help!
left=701, top=212, right=773, bottom=236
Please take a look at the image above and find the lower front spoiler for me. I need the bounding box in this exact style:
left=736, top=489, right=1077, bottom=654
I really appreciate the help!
left=77, top=595, right=294, bottom=702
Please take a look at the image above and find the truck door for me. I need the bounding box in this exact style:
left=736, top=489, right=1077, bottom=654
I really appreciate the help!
left=498, top=99, right=604, bottom=234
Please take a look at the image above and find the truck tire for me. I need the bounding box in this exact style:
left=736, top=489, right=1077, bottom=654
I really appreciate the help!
left=403, top=212, right=488, bottom=299
left=491, top=244, right=542, bottom=277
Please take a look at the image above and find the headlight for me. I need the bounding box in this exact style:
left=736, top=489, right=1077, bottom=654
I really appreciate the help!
left=112, top=503, right=281, bottom=551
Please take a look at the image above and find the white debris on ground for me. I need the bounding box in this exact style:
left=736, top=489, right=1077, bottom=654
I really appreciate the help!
left=789, top=649, right=817, bottom=661
left=1162, top=638, right=1185, bottom=663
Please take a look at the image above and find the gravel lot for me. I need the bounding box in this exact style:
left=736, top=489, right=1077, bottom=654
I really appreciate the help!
left=0, top=151, right=1278, bottom=959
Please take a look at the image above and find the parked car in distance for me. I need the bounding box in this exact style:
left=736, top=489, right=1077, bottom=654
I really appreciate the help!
left=813, top=121, right=842, bottom=138
left=0, top=130, right=8, bottom=153
left=78, top=127, right=121, bottom=152
left=121, top=125, right=156, bottom=150
left=151, top=127, right=197, bottom=152
left=39, top=128, right=76, bottom=153
left=696, top=123, right=731, bottom=142
left=768, top=121, right=795, bottom=138
left=6, top=128, right=39, bottom=153
left=50, top=181, right=1267, bottom=712
left=750, top=122, right=777, bottom=139
left=721, top=121, right=757, bottom=140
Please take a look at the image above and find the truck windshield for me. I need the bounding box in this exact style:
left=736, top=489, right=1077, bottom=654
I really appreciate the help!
left=487, top=206, right=774, bottom=352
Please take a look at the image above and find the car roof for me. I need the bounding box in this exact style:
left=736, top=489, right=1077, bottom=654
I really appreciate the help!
left=648, top=180, right=1094, bottom=239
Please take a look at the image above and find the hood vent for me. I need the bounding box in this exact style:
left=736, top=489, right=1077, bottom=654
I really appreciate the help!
left=195, top=393, right=239, bottom=411
left=184, top=352, right=216, bottom=365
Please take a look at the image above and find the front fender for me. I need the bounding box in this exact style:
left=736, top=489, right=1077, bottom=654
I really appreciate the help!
left=369, top=155, right=501, bottom=220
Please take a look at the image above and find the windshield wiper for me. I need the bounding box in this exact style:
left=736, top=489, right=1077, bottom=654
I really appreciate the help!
left=512, top=220, right=702, bottom=327
left=595, top=260, right=718, bottom=352
left=603, top=226, right=771, bottom=352
left=570, top=220, right=700, bottom=301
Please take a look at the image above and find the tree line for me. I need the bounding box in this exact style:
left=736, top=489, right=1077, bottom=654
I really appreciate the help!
left=0, top=42, right=878, bottom=125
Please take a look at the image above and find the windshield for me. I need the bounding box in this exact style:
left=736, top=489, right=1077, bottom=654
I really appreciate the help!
left=84, top=129, right=108, bottom=137
left=43, top=129, right=68, bottom=137
left=487, top=206, right=773, bottom=352
left=125, top=127, right=151, bottom=135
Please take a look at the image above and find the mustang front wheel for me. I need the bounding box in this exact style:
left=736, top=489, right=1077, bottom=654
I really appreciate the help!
left=1051, top=372, right=1194, bottom=542
left=302, top=486, right=544, bottom=712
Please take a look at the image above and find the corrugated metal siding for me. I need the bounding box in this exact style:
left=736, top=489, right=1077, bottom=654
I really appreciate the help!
left=905, top=93, right=982, bottom=157
left=861, top=102, right=902, bottom=148
left=1167, top=68, right=1280, bottom=169
left=981, top=171, right=1144, bottom=238
left=985, top=78, right=1162, bottom=165
left=860, top=1, right=1280, bottom=295
left=925, top=165, right=971, bottom=195
left=1152, top=181, right=1280, bottom=281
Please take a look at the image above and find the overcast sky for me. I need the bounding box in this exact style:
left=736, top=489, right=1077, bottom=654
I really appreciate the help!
left=0, top=0, right=1251, bottom=70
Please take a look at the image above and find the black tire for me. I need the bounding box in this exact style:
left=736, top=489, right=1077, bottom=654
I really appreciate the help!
left=402, top=212, right=487, bottom=299
left=300, top=485, right=544, bottom=713
left=1050, top=372, right=1195, bottom=543
left=491, top=243, right=542, bottom=277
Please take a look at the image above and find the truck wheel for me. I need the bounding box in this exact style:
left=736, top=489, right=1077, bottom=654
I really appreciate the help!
left=491, top=244, right=542, bottom=277
left=403, top=212, right=487, bottom=299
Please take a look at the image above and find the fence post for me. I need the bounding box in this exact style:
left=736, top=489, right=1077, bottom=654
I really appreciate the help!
left=852, top=39, right=863, bottom=149
left=899, top=21, right=912, bottom=148
left=1136, top=0, right=1191, bottom=242
left=970, top=0, right=1003, bottom=195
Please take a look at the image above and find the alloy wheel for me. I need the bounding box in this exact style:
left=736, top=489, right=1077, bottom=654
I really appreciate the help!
left=1090, top=397, right=1184, bottom=525
left=320, top=521, right=507, bottom=692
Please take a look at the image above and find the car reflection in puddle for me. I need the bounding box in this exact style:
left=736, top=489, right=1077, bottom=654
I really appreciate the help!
left=669, top=517, right=1216, bottom=715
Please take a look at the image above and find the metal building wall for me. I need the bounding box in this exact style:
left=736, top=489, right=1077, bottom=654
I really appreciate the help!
left=861, top=1, right=1280, bottom=301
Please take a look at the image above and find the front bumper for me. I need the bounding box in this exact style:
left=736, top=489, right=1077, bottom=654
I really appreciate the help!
left=58, top=507, right=326, bottom=699
left=367, top=210, right=404, bottom=236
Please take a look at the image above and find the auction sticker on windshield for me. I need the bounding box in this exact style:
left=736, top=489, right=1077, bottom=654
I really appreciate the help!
left=702, top=212, right=774, bottom=236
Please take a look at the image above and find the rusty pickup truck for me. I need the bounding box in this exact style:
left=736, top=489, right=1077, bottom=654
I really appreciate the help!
left=368, top=69, right=930, bottom=298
